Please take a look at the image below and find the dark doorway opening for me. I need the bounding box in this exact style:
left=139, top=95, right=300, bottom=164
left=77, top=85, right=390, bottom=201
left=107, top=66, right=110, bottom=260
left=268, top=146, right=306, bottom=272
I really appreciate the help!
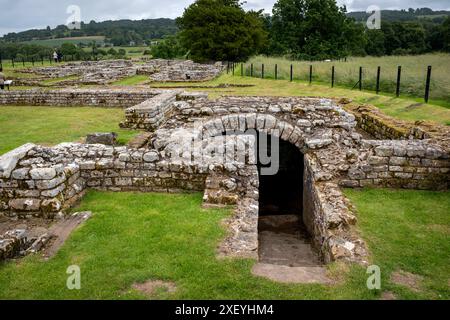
left=258, top=135, right=304, bottom=216
left=257, top=133, right=320, bottom=267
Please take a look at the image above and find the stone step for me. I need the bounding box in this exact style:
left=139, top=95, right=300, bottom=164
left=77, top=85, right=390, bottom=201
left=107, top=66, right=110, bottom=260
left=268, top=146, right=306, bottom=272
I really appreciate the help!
left=252, top=263, right=332, bottom=284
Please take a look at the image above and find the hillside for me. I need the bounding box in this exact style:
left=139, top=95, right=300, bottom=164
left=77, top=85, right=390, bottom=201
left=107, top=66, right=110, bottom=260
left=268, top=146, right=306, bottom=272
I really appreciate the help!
left=1, top=18, right=178, bottom=46
left=347, top=8, right=450, bottom=23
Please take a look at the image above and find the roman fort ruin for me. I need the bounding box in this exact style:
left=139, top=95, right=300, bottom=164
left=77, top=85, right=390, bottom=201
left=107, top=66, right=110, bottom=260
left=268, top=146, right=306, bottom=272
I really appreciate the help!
left=0, top=62, right=449, bottom=280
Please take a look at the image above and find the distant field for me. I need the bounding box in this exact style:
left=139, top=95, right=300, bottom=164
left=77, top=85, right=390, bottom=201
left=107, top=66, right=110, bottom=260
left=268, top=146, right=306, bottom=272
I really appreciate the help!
left=22, top=36, right=105, bottom=47
left=246, top=54, right=450, bottom=102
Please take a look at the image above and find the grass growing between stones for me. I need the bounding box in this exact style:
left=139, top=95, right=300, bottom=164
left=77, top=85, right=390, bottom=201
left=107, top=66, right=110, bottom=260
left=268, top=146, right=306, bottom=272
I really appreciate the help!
left=0, top=106, right=139, bottom=155
left=151, top=73, right=450, bottom=125
left=0, top=190, right=447, bottom=300
left=344, top=188, right=450, bottom=300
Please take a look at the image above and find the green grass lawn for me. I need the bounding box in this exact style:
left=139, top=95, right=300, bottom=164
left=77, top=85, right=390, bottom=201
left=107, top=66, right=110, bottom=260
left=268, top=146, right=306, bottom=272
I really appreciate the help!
left=247, top=54, right=450, bottom=102
left=112, top=75, right=149, bottom=86
left=0, top=189, right=448, bottom=300
left=0, top=106, right=140, bottom=155
left=151, top=72, right=450, bottom=126
left=344, top=188, right=450, bottom=300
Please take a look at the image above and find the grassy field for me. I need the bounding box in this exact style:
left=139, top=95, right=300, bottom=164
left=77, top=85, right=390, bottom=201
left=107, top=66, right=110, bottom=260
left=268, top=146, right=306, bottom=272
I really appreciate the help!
left=22, top=36, right=106, bottom=47
left=0, top=189, right=447, bottom=300
left=112, top=75, right=149, bottom=86
left=0, top=106, right=139, bottom=155
left=245, top=54, right=450, bottom=102
left=150, top=73, right=450, bottom=125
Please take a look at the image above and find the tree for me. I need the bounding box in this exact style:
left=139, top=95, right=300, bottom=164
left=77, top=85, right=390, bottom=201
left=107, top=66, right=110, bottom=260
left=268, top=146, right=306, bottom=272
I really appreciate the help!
left=270, top=0, right=364, bottom=59
left=60, top=43, right=79, bottom=56
left=442, top=17, right=450, bottom=52
left=150, top=35, right=187, bottom=59
left=365, top=30, right=385, bottom=56
left=176, top=0, right=268, bottom=62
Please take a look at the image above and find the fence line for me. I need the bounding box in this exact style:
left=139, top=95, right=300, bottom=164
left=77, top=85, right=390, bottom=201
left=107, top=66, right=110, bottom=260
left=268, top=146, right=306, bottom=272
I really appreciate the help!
left=232, top=62, right=433, bottom=103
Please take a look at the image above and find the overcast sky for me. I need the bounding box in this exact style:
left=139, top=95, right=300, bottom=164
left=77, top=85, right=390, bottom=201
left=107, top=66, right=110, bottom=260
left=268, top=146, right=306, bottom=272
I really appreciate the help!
left=0, top=0, right=449, bottom=36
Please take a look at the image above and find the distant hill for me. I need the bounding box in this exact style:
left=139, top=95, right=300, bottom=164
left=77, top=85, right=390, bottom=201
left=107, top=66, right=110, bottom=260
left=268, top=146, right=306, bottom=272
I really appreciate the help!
left=1, top=18, right=178, bottom=46
left=347, top=8, right=450, bottom=23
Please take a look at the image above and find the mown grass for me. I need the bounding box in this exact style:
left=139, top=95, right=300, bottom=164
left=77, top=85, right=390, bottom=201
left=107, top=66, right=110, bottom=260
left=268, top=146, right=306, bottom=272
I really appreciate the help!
left=344, top=188, right=450, bottom=300
left=246, top=54, right=450, bottom=102
left=112, top=75, right=149, bottom=86
left=0, top=190, right=447, bottom=300
left=150, top=73, right=450, bottom=125
left=41, top=75, right=80, bottom=85
left=0, top=106, right=140, bottom=155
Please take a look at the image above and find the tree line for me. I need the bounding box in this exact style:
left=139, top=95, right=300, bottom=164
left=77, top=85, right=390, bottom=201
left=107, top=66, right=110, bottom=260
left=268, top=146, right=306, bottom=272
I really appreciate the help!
left=1, top=19, right=178, bottom=46
left=152, top=0, right=450, bottom=62
left=1, top=0, right=449, bottom=62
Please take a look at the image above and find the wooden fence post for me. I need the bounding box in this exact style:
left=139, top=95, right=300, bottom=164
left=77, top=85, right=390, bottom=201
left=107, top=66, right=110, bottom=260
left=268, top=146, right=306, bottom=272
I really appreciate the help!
left=275, top=64, right=278, bottom=80
left=309, top=65, right=312, bottom=84
left=290, top=64, right=293, bottom=82
left=331, top=66, right=335, bottom=88
left=262, top=64, right=264, bottom=79
left=251, top=63, right=253, bottom=77
left=424, top=66, right=432, bottom=103
left=12, top=58, right=15, bottom=68
left=396, top=66, right=402, bottom=97
left=359, top=66, right=362, bottom=91
left=241, top=63, right=243, bottom=77
left=376, top=66, right=381, bottom=94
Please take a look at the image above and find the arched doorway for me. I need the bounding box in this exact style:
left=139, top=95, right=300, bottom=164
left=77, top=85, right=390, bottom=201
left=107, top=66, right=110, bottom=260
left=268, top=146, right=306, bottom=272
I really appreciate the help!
left=257, top=132, right=321, bottom=267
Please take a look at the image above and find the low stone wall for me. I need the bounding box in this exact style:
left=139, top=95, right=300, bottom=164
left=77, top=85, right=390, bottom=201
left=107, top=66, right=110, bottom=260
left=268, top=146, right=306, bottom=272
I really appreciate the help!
left=341, top=140, right=450, bottom=190
left=0, top=143, right=215, bottom=218
left=120, top=91, right=180, bottom=130
left=120, top=91, right=208, bottom=130
left=344, top=103, right=446, bottom=141
left=0, top=89, right=162, bottom=107
left=303, top=157, right=366, bottom=263
left=137, top=59, right=224, bottom=82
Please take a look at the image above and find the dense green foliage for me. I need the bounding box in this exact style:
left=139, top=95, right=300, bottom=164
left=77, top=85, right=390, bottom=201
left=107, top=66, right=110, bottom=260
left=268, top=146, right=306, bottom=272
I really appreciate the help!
left=176, top=0, right=268, bottom=62
left=1, top=19, right=178, bottom=46
left=150, top=35, right=187, bottom=59
left=364, top=19, right=450, bottom=56
left=0, top=42, right=53, bottom=60
left=267, top=0, right=365, bottom=59
left=264, top=2, right=450, bottom=59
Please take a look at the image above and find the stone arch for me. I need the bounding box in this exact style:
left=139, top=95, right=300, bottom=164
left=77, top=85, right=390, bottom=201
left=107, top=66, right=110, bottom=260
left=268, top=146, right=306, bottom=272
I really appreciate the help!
left=198, top=113, right=309, bottom=153
left=200, top=113, right=322, bottom=266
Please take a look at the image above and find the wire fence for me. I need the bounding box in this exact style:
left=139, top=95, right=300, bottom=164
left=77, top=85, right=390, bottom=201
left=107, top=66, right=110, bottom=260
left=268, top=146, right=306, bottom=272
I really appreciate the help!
left=227, top=62, right=435, bottom=103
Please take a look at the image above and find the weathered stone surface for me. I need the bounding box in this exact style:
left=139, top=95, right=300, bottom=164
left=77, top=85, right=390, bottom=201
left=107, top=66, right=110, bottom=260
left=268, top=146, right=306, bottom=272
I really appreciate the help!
left=143, top=151, right=159, bottom=163
left=29, top=168, right=57, bottom=180
left=86, top=133, right=117, bottom=145
left=0, top=143, right=35, bottom=179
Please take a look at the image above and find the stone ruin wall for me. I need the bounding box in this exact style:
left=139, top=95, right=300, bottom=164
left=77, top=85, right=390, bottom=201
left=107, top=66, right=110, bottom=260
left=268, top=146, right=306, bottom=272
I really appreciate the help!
left=1, top=90, right=449, bottom=264
left=12, top=59, right=225, bottom=87
left=0, top=89, right=163, bottom=107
